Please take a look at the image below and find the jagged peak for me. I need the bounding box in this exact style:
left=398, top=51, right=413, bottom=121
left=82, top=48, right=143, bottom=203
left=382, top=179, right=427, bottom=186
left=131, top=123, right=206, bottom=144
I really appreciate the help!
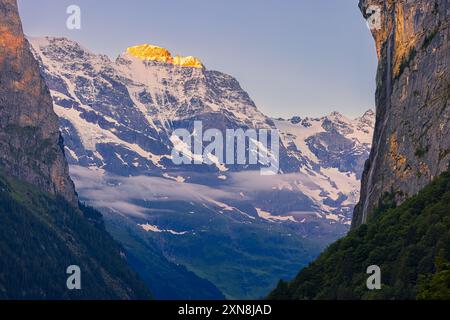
left=355, top=109, right=375, bottom=123
left=328, top=111, right=344, bottom=118
left=362, top=109, right=375, bottom=117
left=30, top=36, right=81, bottom=49
left=325, top=111, right=351, bottom=123
left=126, top=44, right=203, bottom=68
left=28, top=36, right=98, bottom=58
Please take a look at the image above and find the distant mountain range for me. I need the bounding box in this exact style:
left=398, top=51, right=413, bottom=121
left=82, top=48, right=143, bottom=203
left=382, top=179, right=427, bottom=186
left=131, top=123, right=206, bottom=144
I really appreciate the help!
left=30, top=36, right=375, bottom=299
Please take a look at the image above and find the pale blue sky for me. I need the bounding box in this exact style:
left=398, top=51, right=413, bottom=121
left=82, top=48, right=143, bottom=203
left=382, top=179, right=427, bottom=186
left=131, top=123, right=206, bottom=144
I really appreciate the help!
left=18, top=0, right=377, bottom=119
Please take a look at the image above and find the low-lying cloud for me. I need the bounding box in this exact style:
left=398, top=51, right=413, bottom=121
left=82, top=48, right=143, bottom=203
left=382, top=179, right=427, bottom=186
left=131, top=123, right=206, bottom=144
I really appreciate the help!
left=69, top=165, right=348, bottom=217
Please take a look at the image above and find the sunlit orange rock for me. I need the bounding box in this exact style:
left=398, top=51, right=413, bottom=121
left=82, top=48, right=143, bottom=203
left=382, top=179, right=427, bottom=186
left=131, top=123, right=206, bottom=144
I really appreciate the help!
left=126, top=44, right=203, bottom=68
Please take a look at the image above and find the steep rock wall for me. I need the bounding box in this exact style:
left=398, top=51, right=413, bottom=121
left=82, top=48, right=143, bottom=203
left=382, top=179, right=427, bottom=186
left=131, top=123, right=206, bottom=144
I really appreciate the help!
left=0, top=0, right=77, bottom=204
left=353, top=0, right=450, bottom=227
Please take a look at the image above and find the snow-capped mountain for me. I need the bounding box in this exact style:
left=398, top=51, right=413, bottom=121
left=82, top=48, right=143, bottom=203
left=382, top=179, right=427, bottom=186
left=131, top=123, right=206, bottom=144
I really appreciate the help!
left=30, top=37, right=272, bottom=175
left=29, top=36, right=374, bottom=299
left=269, top=110, right=374, bottom=220
left=276, top=110, right=374, bottom=178
left=30, top=36, right=374, bottom=222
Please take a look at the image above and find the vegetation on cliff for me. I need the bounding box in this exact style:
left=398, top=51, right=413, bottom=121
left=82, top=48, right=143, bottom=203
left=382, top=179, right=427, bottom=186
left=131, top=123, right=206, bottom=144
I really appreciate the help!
left=269, top=170, right=450, bottom=300
left=0, top=170, right=152, bottom=299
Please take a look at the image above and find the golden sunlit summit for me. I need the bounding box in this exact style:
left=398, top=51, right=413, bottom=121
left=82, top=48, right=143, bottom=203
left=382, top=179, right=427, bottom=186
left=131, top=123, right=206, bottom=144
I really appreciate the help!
left=126, top=44, right=203, bottom=68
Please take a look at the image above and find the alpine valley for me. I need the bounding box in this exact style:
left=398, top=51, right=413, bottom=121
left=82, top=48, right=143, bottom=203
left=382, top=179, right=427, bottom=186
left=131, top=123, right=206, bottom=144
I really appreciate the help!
left=30, top=37, right=375, bottom=299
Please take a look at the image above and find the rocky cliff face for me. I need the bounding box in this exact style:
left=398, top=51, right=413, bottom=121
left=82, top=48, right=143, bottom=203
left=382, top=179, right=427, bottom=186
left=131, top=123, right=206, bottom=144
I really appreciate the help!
left=353, top=0, right=450, bottom=227
left=0, top=0, right=76, bottom=204
left=0, top=0, right=154, bottom=299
